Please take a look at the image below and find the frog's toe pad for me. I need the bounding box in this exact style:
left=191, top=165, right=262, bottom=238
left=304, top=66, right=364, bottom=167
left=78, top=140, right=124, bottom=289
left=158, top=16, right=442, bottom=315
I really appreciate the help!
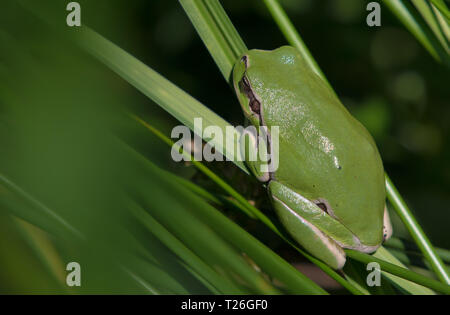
left=383, top=206, right=393, bottom=241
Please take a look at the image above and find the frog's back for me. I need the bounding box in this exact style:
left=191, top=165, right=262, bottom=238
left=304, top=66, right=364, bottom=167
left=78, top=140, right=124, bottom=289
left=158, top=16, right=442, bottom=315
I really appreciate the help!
left=246, top=46, right=386, bottom=246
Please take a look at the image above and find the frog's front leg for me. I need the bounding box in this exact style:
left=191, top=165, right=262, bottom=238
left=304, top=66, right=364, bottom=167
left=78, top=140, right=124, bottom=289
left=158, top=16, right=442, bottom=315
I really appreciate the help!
left=240, top=127, right=271, bottom=182
left=268, top=181, right=347, bottom=269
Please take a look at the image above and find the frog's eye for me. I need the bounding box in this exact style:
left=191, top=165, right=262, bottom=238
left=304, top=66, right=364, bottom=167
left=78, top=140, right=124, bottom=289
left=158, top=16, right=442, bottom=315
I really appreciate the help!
left=313, top=198, right=335, bottom=218
left=316, top=202, right=328, bottom=212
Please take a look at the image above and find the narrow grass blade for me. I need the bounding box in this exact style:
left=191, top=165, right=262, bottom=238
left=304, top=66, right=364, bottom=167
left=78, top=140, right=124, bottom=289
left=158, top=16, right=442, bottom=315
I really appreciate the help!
left=386, top=237, right=450, bottom=265
left=347, top=249, right=450, bottom=294
left=0, top=173, right=82, bottom=239
left=129, top=203, right=244, bottom=294
left=179, top=0, right=247, bottom=82
left=386, top=175, right=450, bottom=284
left=71, top=27, right=246, bottom=172
left=374, top=247, right=435, bottom=294
left=343, top=259, right=397, bottom=295
left=411, top=0, right=449, bottom=55
left=262, top=0, right=332, bottom=89
left=384, top=0, right=450, bottom=65
left=387, top=247, right=450, bottom=276
left=429, top=0, right=450, bottom=20
left=12, top=218, right=67, bottom=289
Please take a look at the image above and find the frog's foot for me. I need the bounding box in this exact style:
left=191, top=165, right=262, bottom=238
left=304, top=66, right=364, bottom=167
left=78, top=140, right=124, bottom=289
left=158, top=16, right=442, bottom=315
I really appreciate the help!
left=383, top=205, right=393, bottom=241
left=271, top=194, right=346, bottom=269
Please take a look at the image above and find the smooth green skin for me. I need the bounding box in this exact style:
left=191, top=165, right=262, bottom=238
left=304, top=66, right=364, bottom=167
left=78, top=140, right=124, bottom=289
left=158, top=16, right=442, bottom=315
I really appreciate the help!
left=233, top=46, right=389, bottom=269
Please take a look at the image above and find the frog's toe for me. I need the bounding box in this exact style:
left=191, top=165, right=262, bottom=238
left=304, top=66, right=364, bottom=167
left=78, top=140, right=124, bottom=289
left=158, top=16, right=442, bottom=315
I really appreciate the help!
left=383, top=206, right=393, bottom=241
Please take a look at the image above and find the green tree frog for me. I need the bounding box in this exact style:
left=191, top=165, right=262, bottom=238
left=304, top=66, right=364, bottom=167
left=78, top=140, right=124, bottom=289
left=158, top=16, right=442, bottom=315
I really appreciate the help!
left=233, top=46, right=392, bottom=269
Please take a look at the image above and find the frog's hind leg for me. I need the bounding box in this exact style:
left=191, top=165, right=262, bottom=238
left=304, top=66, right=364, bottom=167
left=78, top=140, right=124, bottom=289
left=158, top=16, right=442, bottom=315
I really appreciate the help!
left=268, top=183, right=346, bottom=269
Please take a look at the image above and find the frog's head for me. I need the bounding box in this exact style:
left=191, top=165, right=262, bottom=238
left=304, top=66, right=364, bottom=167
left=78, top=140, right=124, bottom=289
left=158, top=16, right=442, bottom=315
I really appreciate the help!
left=233, top=46, right=305, bottom=127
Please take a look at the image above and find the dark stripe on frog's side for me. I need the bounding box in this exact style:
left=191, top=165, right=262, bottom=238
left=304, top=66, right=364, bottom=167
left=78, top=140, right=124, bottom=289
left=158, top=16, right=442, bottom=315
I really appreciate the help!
left=239, top=76, right=260, bottom=115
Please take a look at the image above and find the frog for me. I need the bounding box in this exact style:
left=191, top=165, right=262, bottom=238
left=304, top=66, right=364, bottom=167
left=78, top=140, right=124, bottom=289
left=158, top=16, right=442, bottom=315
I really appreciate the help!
left=232, top=46, right=392, bottom=269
